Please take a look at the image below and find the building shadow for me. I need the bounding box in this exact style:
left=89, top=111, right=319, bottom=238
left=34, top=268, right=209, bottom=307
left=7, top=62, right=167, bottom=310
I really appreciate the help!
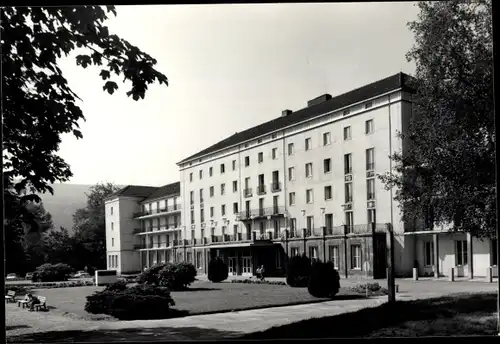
left=7, top=326, right=243, bottom=342
left=179, top=287, right=221, bottom=292
left=241, top=292, right=498, bottom=339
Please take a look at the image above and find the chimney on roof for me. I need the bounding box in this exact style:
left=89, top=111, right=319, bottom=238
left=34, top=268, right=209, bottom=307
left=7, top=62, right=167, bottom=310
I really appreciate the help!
left=307, top=94, right=332, bottom=107
left=281, top=109, right=292, bottom=117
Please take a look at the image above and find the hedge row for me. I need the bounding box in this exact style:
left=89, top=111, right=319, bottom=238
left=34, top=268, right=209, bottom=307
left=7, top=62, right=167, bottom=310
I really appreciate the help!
left=6, top=280, right=95, bottom=290
left=349, top=283, right=389, bottom=295
left=230, top=279, right=286, bottom=286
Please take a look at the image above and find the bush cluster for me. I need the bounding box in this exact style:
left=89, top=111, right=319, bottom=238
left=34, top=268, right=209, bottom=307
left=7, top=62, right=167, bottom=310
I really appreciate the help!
left=136, top=262, right=197, bottom=291
left=32, top=263, right=73, bottom=282
left=6, top=280, right=95, bottom=290
left=307, top=261, right=340, bottom=298
left=85, top=284, right=176, bottom=320
left=230, top=279, right=286, bottom=286
left=207, top=257, right=228, bottom=283
left=286, top=254, right=312, bottom=287
left=349, top=282, right=389, bottom=295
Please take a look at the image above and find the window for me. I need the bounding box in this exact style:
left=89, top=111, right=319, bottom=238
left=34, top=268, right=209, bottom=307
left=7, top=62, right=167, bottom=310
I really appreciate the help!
left=343, top=108, right=350, bottom=116
left=199, top=189, right=204, bottom=203
left=367, top=179, right=375, bottom=200
left=190, top=191, right=194, bottom=205
left=305, top=163, right=313, bottom=178
left=258, top=152, right=264, bottom=163
left=209, top=167, right=213, bottom=177
left=209, top=186, right=214, bottom=197
left=199, top=170, right=203, bottom=179
left=189, top=173, right=193, bottom=182
left=220, top=163, right=225, bottom=174
left=288, top=167, right=295, bottom=181
left=186, top=252, right=192, bottom=264
left=343, top=126, right=351, bottom=140
left=291, top=247, right=300, bottom=257
left=492, top=239, right=498, bottom=266
left=190, top=210, right=195, bottom=224
left=232, top=180, right=238, bottom=193
left=232, top=160, right=237, bottom=170
left=290, top=218, right=297, bottom=233
left=367, top=208, right=376, bottom=224
left=323, top=158, right=331, bottom=173
left=366, top=148, right=375, bottom=171
left=111, top=238, right=114, bottom=247
left=306, top=189, right=314, bottom=203
left=110, top=207, right=113, bottom=215
left=288, top=143, right=294, bottom=155
left=111, top=222, right=114, bottom=230
left=200, top=208, right=205, bottom=223
left=365, top=119, right=374, bottom=134
left=351, top=245, right=361, bottom=269
left=323, top=132, right=331, bottom=146
left=365, top=101, right=373, bottom=109
left=455, top=240, right=468, bottom=266
left=325, top=213, right=333, bottom=230
left=324, top=186, right=332, bottom=200
left=344, top=153, right=352, bottom=174
left=272, top=148, right=278, bottom=159
left=345, top=182, right=353, bottom=203
left=424, top=241, right=434, bottom=266
left=233, top=202, right=239, bottom=214
left=272, top=132, right=277, bottom=139
left=196, top=251, right=202, bottom=269
left=245, top=156, right=250, bottom=167
left=289, top=192, right=296, bottom=206
left=108, top=256, right=112, bottom=268
left=329, top=246, right=339, bottom=268
left=221, top=183, right=226, bottom=195
left=345, top=211, right=353, bottom=232
left=210, top=207, right=214, bottom=218
left=305, top=137, right=311, bottom=151
left=309, top=246, right=318, bottom=260
left=306, top=216, right=314, bottom=230
left=221, top=204, right=226, bottom=216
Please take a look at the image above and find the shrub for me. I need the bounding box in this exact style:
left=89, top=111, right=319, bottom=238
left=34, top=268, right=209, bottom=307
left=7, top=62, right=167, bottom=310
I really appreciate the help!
left=5, top=285, right=29, bottom=294
left=158, top=262, right=197, bottom=290
left=85, top=284, right=175, bottom=320
left=32, top=263, right=73, bottom=282
left=136, top=263, right=166, bottom=285
left=307, top=260, right=340, bottom=298
left=230, top=279, right=286, bottom=286
left=105, top=280, right=128, bottom=292
left=286, top=254, right=311, bottom=287
left=207, top=257, right=228, bottom=283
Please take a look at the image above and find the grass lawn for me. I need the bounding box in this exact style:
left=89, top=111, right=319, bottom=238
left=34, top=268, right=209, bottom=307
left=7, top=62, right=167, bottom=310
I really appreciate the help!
left=241, top=292, right=499, bottom=338
left=29, top=280, right=368, bottom=320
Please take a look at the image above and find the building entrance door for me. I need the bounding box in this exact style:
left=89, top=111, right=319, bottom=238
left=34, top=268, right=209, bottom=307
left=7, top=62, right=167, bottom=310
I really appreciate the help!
left=242, top=256, right=252, bottom=276
left=228, top=257, right=237, bottom=275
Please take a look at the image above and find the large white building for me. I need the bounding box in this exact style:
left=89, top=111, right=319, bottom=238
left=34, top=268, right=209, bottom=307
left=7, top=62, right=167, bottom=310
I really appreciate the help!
left=105, top=73, right=497, bottom=279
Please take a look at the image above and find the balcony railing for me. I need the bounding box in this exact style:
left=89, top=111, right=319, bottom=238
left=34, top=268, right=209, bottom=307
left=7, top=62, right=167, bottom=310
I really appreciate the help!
left=326, top=225, right=345, bottom=236
left=244, top=188, right=253, bottom=198
left=344, top=167, right=352, bottom=175
left=366, top=163, right=375, bottom=171
left=133, top=205, right=182, bottom=218
left=256, top=185, right=266, bottom=195
left=305, top=228, right=323, bottom=237
left=367, top=193, right=376, bottom=201
left=238, top=206, right=287, bottom=220
left=270, top=182, right=281, bottom=192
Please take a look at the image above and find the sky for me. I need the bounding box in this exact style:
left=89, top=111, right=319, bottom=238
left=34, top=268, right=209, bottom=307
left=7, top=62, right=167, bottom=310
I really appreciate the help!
left=57, top=2, right=420, bottom=187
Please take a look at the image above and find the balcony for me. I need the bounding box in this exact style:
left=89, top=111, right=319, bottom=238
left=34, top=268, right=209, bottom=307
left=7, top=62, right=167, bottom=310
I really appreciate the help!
left=366, top=163, right=375, bottom=171
left=244, top=188, right=253, bottom=198
left=238, top=206, right=287, bottom=221
left=305, top=228, right=323, bottom=237
left=325, top=225, right=345, bottom=236
left=270, top=182, right=281, bottom=192
left=133, top=205, right=182, bottom=218
left=256, top=185, right=266, bottom=195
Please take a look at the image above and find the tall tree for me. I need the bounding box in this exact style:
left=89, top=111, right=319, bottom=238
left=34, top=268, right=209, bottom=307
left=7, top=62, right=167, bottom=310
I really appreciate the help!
left=72, top=182, right=121, bottom=268
left=2, top=6, right=168, bottom=241
left=379, top=1, right=494, bottom=238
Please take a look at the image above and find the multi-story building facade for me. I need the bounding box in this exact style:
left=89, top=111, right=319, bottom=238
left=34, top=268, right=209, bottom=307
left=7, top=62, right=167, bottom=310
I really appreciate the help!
left=106, top=72, right=497, bottom=279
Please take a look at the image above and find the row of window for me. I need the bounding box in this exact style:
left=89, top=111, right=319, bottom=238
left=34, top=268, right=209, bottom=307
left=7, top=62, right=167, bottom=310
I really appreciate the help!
left=108, top=254, right=119, bottom=269
left=288, top=209, right=376, bottom=232
left=423, top=240, right=498, bottom=267
left=188, top=120, right=376, bottom=183
left=289, top=244, right=363, bottom=270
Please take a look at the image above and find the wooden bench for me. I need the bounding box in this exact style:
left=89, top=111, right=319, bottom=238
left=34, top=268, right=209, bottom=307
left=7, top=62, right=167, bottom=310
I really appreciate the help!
left=17, top=295, right=30, bottom=308
left=5, top=291, right=16, bottom=303
left=34, top=296, right=47, bottom=311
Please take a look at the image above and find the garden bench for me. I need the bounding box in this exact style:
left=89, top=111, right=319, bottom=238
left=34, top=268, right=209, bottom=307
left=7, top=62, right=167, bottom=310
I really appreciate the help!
left=17, top=295, right=30, bottom=308
left=5, top=290, right=16, bottom=303
left=34, top=296, right=48, bottom=311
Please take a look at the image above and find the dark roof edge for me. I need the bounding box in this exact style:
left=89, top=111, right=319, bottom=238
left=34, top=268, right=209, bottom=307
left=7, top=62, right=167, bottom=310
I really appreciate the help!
left=178, top=72, right=414, bottom=165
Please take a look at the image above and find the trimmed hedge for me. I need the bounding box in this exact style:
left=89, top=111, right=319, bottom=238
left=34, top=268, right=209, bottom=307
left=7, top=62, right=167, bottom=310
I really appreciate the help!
left=307, top=260, right=340, bottom=298
left=32, top=263, right=73, bottom=282
left=6, top=280, right=94, bottom=290
left=230, top=279, right=286, bottom=286
left=286, top=254, right=312, bottom=287
left=349, top=282, right=389, bottom=296
left=207, top=257, right=228, bottom=283
left=137, top=262, right=197, bottom=291
left=85, top=284, right=176, bottom=320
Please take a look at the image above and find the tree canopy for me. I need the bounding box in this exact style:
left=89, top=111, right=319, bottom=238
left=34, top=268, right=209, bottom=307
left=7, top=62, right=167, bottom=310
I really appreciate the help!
left=379, top=1, right=494, bottom=238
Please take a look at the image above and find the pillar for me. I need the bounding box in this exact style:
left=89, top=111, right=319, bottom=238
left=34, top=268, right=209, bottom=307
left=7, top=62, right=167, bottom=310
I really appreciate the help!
left=302, top=228, right=307, bottom=255
left=467, top=233, right=474, bottom=279
left=322, top=226, right=327, bottom=262
left=433, top=233, right=440, bottom=278
left=344, top=225, right=348, bottom=279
